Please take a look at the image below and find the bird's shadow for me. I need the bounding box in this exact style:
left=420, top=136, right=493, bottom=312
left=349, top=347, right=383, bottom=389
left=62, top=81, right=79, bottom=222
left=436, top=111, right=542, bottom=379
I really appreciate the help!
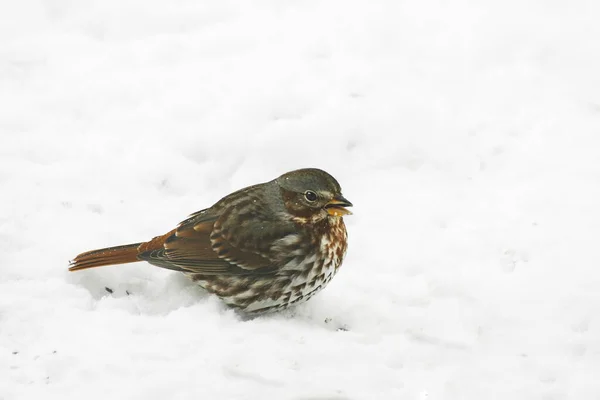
left=71, top=270, right=219, bottom=315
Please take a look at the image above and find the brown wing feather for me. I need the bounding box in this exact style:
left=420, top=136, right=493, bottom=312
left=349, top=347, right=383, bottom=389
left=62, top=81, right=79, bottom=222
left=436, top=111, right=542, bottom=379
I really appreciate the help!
left=137, top=205, right=281, bottom=275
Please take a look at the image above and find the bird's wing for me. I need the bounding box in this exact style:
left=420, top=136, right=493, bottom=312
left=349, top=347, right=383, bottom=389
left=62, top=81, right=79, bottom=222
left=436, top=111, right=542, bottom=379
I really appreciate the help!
left=137, top=206, right=297, bottom=275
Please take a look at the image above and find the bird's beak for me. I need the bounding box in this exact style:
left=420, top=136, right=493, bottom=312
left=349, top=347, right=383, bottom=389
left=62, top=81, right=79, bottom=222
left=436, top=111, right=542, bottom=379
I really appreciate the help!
left=325, top=195, right=353, bottom=216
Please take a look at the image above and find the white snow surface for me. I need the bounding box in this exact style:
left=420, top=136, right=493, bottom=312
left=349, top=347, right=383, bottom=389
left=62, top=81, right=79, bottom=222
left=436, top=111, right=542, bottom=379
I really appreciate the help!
left=2, top=1, right=600, bottom=399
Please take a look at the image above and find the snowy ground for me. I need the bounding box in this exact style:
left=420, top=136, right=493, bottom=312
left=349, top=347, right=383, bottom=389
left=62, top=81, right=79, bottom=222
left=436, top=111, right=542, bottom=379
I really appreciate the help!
left=2, top=0, right=600, bottom=399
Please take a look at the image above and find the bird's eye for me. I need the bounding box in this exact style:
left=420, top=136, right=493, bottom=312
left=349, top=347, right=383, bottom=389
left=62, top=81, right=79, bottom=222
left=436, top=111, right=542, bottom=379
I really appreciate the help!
left=304, top=190, right=318, bottom=202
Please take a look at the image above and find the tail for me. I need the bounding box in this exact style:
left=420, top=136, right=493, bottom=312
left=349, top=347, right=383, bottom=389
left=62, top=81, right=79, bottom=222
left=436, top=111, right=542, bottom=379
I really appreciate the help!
left=69, top=243, right=143, bottom=271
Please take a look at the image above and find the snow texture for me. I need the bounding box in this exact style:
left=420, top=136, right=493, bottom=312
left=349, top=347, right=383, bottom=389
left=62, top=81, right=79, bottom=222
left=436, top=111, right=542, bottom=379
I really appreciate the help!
left=1, top=1, right=600, bottom=399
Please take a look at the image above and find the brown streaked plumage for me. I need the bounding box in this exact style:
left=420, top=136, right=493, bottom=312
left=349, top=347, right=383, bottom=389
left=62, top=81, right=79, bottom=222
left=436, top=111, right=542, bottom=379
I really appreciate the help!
left=70, top=168, right=352, bottom=314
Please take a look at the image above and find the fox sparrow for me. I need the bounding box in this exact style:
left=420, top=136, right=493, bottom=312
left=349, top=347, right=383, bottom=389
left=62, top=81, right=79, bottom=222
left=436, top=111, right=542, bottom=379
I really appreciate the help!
left=69, top=168, right=352, bottom=314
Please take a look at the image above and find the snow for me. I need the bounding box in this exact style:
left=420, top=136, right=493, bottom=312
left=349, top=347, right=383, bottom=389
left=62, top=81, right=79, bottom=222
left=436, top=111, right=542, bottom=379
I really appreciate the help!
left=2, top=0, right=600, bottom=398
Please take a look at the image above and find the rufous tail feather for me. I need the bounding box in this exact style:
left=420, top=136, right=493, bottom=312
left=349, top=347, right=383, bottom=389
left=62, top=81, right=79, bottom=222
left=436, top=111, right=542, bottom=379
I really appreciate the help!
left=69, top=243, right=143, bottom=271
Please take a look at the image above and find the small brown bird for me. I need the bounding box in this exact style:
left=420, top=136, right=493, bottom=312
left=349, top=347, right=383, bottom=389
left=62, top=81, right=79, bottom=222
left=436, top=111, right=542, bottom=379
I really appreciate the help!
left=70, top=168, right=352, bottom=314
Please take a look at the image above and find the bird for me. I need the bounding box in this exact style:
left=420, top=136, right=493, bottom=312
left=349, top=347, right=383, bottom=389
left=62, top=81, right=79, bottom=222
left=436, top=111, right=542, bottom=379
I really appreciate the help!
left=69, top=168, right=352, bottom=314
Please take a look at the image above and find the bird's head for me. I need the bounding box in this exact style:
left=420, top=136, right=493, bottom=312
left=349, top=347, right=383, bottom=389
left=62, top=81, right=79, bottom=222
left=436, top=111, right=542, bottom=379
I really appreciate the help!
left=276, top=168, right=352, bottom=224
